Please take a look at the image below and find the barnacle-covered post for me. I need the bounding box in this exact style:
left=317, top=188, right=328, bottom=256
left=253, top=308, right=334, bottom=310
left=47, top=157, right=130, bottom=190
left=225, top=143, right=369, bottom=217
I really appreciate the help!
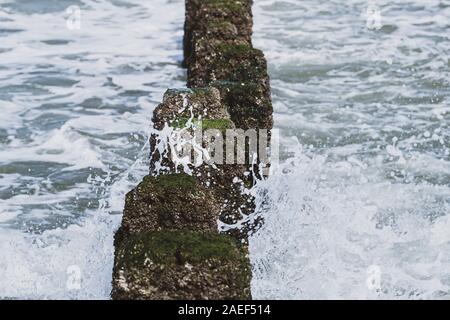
left=112, top=0, right=273, bottom=300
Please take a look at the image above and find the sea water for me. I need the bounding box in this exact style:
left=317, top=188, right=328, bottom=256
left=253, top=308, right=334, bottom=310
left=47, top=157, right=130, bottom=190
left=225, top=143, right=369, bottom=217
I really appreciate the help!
left=0, top=0, right=449, bottom=299
left=250, top=0, right=450, bottom=299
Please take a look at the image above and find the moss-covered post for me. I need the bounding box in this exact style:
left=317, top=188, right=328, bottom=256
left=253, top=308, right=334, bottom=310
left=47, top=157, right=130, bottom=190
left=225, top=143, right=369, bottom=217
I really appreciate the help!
left=112, top=0, right=273, bottom=300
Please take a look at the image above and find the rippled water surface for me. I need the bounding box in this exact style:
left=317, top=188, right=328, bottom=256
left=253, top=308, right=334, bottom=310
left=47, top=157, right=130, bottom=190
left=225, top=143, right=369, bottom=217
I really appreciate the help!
left=250, top=0, right=450, bottom=299
left=0, top=0, right=449, bottom=299
left=0, top=0, right=184, bottom=298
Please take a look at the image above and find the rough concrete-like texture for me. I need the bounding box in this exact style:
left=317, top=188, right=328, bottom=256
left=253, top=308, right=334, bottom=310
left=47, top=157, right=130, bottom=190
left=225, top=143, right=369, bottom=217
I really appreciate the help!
left=183, top=0, right=253, bottom=67
left=187, top=40, right=273, bottom=130
left=214, top=80, right=273, bottom=131
left=117, top=174, right=219, bottom=239
left=188, top=42, right=270, bottom=89
left=112, top=0, right=274, bottom=300
left=152, top=87, right=230, bottom=130
left=149, top=89, right=259, bottom=240
left=112, top=231, right=251, bottom=300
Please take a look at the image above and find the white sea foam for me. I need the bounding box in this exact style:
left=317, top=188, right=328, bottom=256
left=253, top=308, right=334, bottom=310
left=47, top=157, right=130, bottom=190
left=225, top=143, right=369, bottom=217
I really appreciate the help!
left=250, top=144, right=450, bottom=299
left=1, top=0, right=449, bottom=300
left=0, top=0, right=184, bottom=299
left=250, top=0, right=450, bottom=299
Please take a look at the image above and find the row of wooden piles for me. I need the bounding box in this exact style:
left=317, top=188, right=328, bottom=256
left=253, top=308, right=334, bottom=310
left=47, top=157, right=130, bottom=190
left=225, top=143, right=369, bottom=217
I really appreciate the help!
left=111, top=0, right=273, bottom=300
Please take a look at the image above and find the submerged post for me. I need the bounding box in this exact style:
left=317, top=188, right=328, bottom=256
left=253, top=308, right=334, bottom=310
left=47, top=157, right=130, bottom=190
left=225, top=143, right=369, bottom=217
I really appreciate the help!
left=112, top=0, right=273, bottom=300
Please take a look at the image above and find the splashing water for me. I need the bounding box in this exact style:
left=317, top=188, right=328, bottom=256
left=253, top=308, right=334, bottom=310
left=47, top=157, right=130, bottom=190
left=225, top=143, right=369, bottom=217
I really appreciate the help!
left=250, top=0, right=450, bottom=299
left=0, top=0, right=184, bottom=299
left=1, top=0, right=449, bottom=299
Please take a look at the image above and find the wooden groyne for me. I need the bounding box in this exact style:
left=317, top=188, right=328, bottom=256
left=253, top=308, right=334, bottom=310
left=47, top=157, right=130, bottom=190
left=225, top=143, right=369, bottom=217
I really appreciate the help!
left=111, top=0, right=273, bottom=300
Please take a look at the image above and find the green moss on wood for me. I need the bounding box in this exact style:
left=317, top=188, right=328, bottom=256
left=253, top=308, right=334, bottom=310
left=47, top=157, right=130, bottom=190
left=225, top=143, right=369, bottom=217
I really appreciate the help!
left=118, top=230, right=246, bottom=267
left=203, top=119, right=235, bottom=130
left=113, top=229, right=252, bottom=299
left=217, top=42, right=254, bottom=56
left=170, top=118, right=234, bottom=131
left=190, top=87, right=213, bottom=97
left=206, top=42, right=268, bottom=84
left=204, top=0, right=247, bottom=13
left=206, top=19, right=235, bottom=30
